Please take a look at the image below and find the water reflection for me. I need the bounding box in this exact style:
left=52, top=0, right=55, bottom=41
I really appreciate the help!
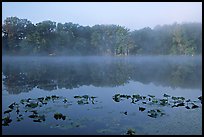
left=2, top=56, right=202, bottom=94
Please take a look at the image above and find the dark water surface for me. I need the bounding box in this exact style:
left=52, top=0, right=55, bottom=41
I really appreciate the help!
left=2, top=56, right=202, bottom=135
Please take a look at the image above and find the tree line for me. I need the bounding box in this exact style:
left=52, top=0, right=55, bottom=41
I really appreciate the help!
left=2, top=17, right=202, bottom=56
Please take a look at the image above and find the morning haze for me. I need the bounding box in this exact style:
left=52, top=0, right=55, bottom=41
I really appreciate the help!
left=2, top=2, right=202, bottom=135
left=2, top=2, right=202, bottom=30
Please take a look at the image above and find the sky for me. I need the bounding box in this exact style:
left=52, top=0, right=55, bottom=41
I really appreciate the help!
left=2, top=2, right=202, bottom=31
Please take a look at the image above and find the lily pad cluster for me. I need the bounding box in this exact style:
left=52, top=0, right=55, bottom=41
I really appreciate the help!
left=2, top=95, right=65, bottom=126
left=54, top=113, right=66, bottom=120
left=2, top=94, right=99, bottom=127
left=147, top=109, right=165, bottom=118
left=28, top=110, right=46, bottom=122
left=112, top=93, right=202, bottom=118
left=74, top=95, right=97, bottom=105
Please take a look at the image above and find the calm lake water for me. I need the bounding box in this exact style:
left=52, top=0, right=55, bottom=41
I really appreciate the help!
left=2, top=56, right=202, bottom=135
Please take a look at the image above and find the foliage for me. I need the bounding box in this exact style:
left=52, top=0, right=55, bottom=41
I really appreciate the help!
left=2, top=17, right=202, bottom=55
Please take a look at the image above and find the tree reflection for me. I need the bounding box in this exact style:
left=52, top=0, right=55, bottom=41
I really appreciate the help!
left=2, top=57, right=201, bottom=94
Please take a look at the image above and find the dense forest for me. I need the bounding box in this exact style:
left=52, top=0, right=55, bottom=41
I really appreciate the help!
left=2, top=17, right=202, bottom=56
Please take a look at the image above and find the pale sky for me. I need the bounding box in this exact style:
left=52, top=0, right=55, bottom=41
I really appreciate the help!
left=2, top=2, right=202, bottom=31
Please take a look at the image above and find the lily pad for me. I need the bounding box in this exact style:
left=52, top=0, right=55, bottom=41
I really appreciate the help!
left=133, top=94, right=142, bottom=99
left=33, top=119, right=42, bottom=122
left=163, top=94, right=171, bottom=98
left=74, top=96, right=82, bottom=99
left=147, top=109, right=165, bottom=118
left=113, top=94, right=121, bottom=102
left=198, top=96, right=202, bottom=101
left=8, top=102, right=16, bottom=109
left=54, top=113, right=66, bottom=120
left=25, top=102, right=38, bottom=108
left=191, top=103, right=199, bottom=109
left=4, top=109, right=12, bottom=114
left=126, top=128, right=136, bottom=135
left=139, top=107, right=145, bottom=112
left=148, top=95, right=155, bottom=98
left=2, top=116, right=12, bottom=126
left=28, top=114, right=39, bottom=119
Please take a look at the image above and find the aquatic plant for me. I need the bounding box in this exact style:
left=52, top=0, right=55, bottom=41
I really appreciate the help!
left=133, top=94, right=142, bottom=100
left=74, top=95, right=97, bottom=105
left=112, top=94, right=121, bottom=102
left=2, top=116, right=12, bottom=126
left=139, top=107, right=145, bottom=112
left=148, top=95, right=155, bottom=98
left=198, top=96, right=202, bottom=104
left=147, top=109, right=165, bottom=118
left=126, top=128, right=136, bottom=135
left=191, top=103, right=199, bottom=109
left=4, top=109, right=12, bottom=114
left=159, top=99, right=168, bottom=106
left=54, top=113, right=66, bottom=120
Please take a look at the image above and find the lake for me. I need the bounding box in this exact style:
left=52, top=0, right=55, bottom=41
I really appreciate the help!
left=2, top=56, right=202, bottom=135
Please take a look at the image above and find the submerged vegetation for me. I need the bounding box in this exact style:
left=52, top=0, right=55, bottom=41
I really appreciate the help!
left=2, top=17, right=202, bottom=56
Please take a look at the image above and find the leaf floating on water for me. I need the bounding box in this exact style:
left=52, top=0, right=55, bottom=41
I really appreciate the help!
left=63, top=98, right=68, bottom=103
left=112, top=94, right=121, bottom=102
left=20, top=99, right=27, bottom=104
left=45, top=96, right=51, bottom=101
left=139, top=107, right=145, bottom=112
left=4, top=109, right=12, bottom=114
left=176, top=102, right=185, bottom=107
left=28, top=114, right=38, bottom=119
left=2, top=116, right=12, bottom=126
left=82, top=95, right=89, bottom=99
left=198, top=96, right=202, bottom=101
left=142, top=101, right=147, bottom=104
left=147, top=109, right=165, bottom=118
left=75, top=124, right=80, bottom=127
left=77, top=100, right=84, bottom=105
left=51, top=95, right=60, bottom=100
left=148, top=95, right=155, bottom=98
left=8, top=102, right=16, bottom=109
left=74, top=96, right=82, bottom=99
left=33, top=119, right=42, bottom=122
left=159, top=99, right=168, bottom=106
left=177, top=97, right=185, bottom=101
left=62, top=115, right=66, bottom=120
left=16, top=117, right=23, bottom=122
left=54, top=113, right=66, bottom=120
left=163, top=94, right=171, bottom=98
left=37, top=97, right=44, bottom=102
left=25, top=102, right=38, bottom=108
left=152, top=99, right=158, bottom=104
left=90, top=96, right=97, bottom=99
left=30, top=110, right=38, bottom=114
left=126, top=128, right=136, bottom=135
left=171, top=96, right=178, bottom=100
left=132, top=94, right=142, bottom=100
left=191, top=103, right=199, bottom=109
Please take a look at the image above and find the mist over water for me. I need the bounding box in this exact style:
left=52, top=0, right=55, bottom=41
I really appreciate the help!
left=2, top=55, right=202, bottom=135
left=2, top=55, right=202, bottom=93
